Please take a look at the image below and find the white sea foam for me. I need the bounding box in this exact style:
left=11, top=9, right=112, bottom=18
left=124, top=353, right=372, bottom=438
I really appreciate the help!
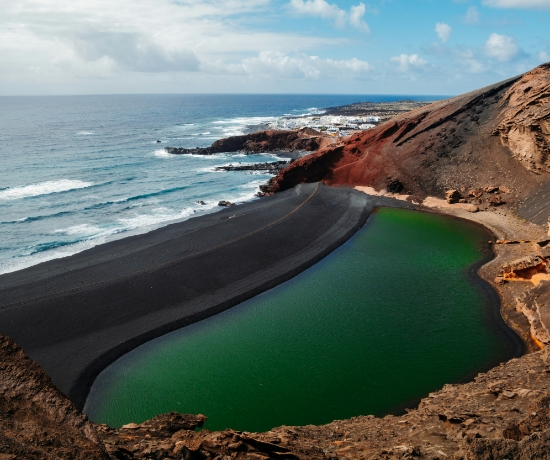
left=212, top=116, right=277, bottom=137
left=302, top=107, right=326, bottom=116
left=0, top=180, right=94, bottom=200
left=237, top=179, right=269, bottom=189
left=0, top=184, right=264, bottom=275
left=0, top=237, right=111, bottom=275
left=54, top=224, right=105, bottom=237
left=154, top=149, right=174, bottom=159
left=117, top=207, right=196, bottom=231
left=76, top=131, right=95, bottom=135
left=213, top=116, right=276, bottom=125
left=222, top=127, right=246, bottom=136
left=0, top=208, right=200, bottom=275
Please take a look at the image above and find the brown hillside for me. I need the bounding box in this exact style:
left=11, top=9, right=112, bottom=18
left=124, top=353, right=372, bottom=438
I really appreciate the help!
left=266, top=64, right=550, bottom=224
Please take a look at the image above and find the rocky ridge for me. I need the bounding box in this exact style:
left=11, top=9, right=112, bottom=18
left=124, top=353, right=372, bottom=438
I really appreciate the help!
left=214, top=160, right=291, bottom=173
left=165, top=128, right=337, bottom=156
left=3, top=65, right=550, bottom=459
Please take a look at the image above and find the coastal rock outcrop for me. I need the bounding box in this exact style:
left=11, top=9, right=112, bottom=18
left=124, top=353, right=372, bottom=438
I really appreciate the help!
left=516, top=282, right=550, bottom=347
left=215, top=160, right=290, bottom=173
left=165, top=129, right=337, bottom=156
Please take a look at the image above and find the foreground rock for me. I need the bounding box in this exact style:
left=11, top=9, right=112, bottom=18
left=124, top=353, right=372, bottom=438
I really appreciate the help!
left=165, top=128, right=337, bottom=156
left=3, top=334, right=550, bottom=459
left=0, top=336, right=106, bottom=460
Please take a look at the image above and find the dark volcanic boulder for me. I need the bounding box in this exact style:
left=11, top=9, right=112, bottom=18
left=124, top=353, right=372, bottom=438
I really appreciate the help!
left=386, top=178, right=404, bottom=193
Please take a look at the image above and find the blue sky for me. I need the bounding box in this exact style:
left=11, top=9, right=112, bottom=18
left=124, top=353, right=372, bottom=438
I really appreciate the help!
left=0, top=0, right=549, bottom=95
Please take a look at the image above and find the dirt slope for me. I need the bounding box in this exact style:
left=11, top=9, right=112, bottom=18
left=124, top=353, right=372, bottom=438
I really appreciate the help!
left=3, top=65, right=550, bottom=460
left=0, top=336, right=107, bottom=459
left=265, top=64, right=550, bottom=225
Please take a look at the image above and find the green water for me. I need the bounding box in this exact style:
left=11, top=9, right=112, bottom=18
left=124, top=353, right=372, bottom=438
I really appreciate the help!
left=84, top=208, right=517, bottom=432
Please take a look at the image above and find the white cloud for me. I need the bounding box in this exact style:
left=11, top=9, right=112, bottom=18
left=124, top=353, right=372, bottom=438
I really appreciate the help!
left=349, top=4, right=371, bottom=33
left=541, top=51, right=550, bottom=62
left=485, top=33, right=521, bottom=61
left=463, top=59, right=486, bottom=74
left=483, top=0, right=550, bottom=9
left=464, top=6, right=480, bottom=24
left=391, top=54, right=428, bottom=72
left=0, top=0, right=354, bottom=89
left=288, top=0, right=370, bottom=33
left=435, top=23, right=452, bottom=43
left=241, top=51, right=371, bottom=79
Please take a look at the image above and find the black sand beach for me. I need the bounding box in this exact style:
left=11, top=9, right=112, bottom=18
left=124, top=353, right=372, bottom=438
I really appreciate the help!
left=0, top=183, right=374, bottom=409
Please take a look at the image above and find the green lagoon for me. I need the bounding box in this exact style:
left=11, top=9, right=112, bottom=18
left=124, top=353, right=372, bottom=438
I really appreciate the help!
left=84, top=208, right=520, bottom=432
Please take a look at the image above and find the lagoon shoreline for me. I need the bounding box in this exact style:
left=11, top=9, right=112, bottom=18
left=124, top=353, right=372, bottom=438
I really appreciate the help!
left=0, top=181, right=542, bottom=460
left=0, top=183, right=377, bottom=410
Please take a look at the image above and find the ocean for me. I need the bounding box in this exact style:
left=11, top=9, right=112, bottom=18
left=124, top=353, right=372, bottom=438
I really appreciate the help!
left=0, top=94, right=441, bottom=274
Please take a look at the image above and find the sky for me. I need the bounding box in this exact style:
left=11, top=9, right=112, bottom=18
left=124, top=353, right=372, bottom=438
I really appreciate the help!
left=1, top=0, right=549, bottom=96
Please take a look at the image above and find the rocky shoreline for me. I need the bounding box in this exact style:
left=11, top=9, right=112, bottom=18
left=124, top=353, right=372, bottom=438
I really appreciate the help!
left=164, top=128, right=338, bottom=156
left=2, top=65, right=550, bottom=459
left=214, top=160, right=291, bottom=174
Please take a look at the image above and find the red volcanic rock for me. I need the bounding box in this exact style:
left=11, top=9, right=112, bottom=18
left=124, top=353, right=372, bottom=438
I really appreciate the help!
left=165, top=128, right=337, bottom=155
left=265, top=64, right=550, bottom=225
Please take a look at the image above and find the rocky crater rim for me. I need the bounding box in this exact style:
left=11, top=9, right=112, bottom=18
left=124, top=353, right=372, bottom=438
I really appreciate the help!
left=3, top=64, right=550, bottom=459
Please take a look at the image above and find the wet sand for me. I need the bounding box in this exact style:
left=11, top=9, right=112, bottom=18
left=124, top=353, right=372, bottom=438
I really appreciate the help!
left=0, top=183, right=372, bottom=409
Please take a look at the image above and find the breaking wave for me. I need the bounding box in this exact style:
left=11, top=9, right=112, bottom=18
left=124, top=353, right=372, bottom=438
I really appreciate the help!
left=0, top=180, right=94, bottom=200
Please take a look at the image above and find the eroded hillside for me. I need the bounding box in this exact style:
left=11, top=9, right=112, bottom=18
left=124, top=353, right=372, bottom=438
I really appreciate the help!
left=3, top=65, right=550, bottom=460
left=265, top=63, right=550, bottom=226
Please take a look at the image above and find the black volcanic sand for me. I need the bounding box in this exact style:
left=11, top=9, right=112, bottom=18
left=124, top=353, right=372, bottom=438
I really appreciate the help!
left=0, top=183, right=376, bottom=410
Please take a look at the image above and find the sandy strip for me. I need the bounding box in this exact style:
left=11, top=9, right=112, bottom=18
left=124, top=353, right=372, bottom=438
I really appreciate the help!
left=0, top=183, right=371, bottom=409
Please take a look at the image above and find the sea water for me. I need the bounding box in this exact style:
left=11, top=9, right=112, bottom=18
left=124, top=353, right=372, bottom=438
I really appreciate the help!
left=84, top=208, right=520, bottom=432
left=0, top=94, right=440, bottom=274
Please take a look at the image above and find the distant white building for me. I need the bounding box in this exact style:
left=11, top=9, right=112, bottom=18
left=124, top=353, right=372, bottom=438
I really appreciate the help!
left=364, top=116, right=381, bottom=123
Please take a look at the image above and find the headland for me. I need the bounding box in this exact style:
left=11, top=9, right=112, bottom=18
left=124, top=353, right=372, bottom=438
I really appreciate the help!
left=2, top=64, right=550, bottom=459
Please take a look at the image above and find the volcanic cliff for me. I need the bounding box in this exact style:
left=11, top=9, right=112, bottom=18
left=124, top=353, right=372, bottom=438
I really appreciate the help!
left=3, top=65, right=550, bottom=460
left=165, top=128, right=338, bottom=156
left=264, top=63, right=550, bottom=223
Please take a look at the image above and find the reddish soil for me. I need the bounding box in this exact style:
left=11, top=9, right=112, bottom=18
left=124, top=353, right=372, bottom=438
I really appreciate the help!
left=265, top=64, right=550, bottom=227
